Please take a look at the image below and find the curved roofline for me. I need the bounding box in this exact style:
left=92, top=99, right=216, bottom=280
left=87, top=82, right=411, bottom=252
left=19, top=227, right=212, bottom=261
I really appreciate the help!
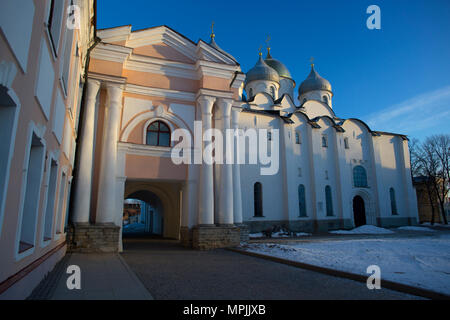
left=341, top=118, right=408, bottom=140
left=245, top=91, right=275, bottom=104
left=300, top=99, right=336, bottom=118
left=343, top=118, right=373, bottom=133
left=274, top=93, right=295, bottom=105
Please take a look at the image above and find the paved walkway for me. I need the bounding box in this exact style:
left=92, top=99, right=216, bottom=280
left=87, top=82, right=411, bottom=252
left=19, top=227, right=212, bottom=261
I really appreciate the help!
left=28, top=253, right=153, bottom=300
left=121, top=238, right=421, bottom=300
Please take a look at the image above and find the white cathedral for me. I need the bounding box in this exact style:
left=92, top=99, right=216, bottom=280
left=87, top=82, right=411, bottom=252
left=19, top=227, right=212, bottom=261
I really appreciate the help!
left=235, top=48, right=418, bottom=234
left=68, top=25, right=419, bottom=251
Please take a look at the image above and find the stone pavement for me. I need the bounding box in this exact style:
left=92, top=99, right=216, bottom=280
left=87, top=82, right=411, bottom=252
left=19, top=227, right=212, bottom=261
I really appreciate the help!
left=28, top=252, right=153, bottom=300
left=121, top=238, right=422, bottom=300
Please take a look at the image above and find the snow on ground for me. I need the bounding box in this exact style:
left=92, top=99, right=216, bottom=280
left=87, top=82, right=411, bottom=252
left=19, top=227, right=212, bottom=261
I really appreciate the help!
left=397, top=226, right=436, bottom=232
left=242, top=233, right=450, bottom=295
left=249, top=233, right=264, bottom=239
left=249, top=232, right=311, bottom=239
left=421, top=222, right=450, bottom=228
left=329, top=225, right=395, bottom=235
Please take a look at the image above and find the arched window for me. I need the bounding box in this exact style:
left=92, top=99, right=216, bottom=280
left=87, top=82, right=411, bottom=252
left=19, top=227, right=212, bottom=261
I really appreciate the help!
left=353, top=166, right=368, bottom=187
left=298, top=184, right=307, bottom=217
left=390, top=188, right=398, bottom=215
left=270, top=86, right=275, bottom=99
left=325, top=185, right=333, bottom=216
left=344, top=137, right=349, bottom=149
left=295, top=132, right=301, bottom=144
left=323, top=95, right=329, bottom=104
left=254, top=182, right=263, bottom=217
left=146, top=121, right=171, bottom=147
left=322, top=135, right=328, bottom=147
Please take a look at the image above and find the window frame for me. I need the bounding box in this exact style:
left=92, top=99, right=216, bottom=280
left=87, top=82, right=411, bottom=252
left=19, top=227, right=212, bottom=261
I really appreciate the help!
left=353, top=165, right=368, bottom=188
left=298, top=184, right=307, bottom=217
left=253, top=182, right=263, bottom=217
left=15, top=122, right=46, bottom=260
left=325, top=185, right=333, bottom=216
left=390, top=187, right=398, bottom=215
left=146, top=120, right=171, bottom=147
left=295, top=131, right=301, bottom=144
left=344, top=137, right=349, bottom=149
left=46, top=0, right=66, bottom=57
left=322, top=135, right=328, bottom=148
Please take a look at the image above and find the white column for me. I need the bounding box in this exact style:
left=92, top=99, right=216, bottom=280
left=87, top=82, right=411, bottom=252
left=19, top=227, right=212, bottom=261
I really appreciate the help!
left=72, top=79, right=100, bottom=223
left=231, top=107, right=243, bottom=224
left=96, top=84, right=123, bottom=224
left=197, top=95, right=215, bottom=225
left=217, top=98, right=234, bottom=225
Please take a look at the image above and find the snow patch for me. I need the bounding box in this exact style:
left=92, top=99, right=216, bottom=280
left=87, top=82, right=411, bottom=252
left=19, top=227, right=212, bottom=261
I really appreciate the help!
left=397, top=226, right=436, bottom=232
left=242, top=234, right=450, bottom=295
left=249, top=232, right=311, bottom=239
left=329, top=225, right=394, bottom=235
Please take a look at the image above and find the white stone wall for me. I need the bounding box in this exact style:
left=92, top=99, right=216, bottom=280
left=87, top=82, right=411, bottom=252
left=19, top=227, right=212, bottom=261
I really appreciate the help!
left=299, top=90, right=333, bottom=109
left=236, top=97, right=418, bottom=230
left=245, top=80, right=279, bottom=101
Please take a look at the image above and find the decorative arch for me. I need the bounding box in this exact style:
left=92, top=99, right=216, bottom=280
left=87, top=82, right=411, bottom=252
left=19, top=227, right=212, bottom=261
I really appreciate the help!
left=124, top=182, right=179, bottom=239
left=120, top=106, right=191, bottom=143
left=350, top=188, right=377, bottom=226
left=301, top=99, right=336, bottom=118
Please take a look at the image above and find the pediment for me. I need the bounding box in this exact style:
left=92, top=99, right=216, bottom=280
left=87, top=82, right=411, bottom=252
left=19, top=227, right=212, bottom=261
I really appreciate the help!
left=196, top=40, right=238, bottom=66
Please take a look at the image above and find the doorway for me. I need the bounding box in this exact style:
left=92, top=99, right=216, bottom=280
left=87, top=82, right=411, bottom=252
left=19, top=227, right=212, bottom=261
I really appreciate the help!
left=353, top=195, right=366, bottom=227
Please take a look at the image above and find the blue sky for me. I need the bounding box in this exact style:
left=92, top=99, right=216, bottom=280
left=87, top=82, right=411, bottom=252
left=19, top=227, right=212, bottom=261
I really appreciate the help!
left=97, top=0, right=450, bottom=141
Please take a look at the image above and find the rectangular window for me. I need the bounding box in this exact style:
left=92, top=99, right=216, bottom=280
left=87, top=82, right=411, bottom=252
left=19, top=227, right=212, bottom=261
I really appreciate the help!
left=55, top=172, right=67, bottom=234
left=0, top=99, right=17, bottom=235
left=47, top=0, right=65, bottom=55
left=298, top=184, right=307, bottom=217
left=18, top=133, right=45, bottom=253
left=60, top=27, right=74, bottom=96
left=344, top=137, right=349, bottom=149
left=254, top=182, right=263, bottom=217
left=67, top=44, right=80, bottom=116
left=43, top=159, right=58, bottom=241
left=295, top=132, right=301, bottom=144
left=322, top=135, right=328, bottom=147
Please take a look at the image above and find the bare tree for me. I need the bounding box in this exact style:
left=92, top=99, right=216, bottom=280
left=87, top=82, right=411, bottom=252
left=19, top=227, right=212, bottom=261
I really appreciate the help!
left=428, top=134, right=450, bottom=224
left=411, top=138, right=439, bottom=224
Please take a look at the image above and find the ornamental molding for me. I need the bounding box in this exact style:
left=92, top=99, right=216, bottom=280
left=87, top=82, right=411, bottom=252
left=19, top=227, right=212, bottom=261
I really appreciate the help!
left=90, top=42, right=132, bottom=63
left=125, top=83, right=196, bottom=102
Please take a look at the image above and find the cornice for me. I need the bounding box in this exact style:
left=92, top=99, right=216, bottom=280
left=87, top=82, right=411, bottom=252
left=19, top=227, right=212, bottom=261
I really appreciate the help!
left=125, top=83, right=196, bottom=102
left=91, top=42, right=132, bottom=63
left=125, top=54, right=198, bottom=80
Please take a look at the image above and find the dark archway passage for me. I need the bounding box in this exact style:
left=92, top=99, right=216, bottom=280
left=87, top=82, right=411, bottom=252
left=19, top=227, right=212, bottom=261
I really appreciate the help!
left=123, top=190, right=164, bottom=238
left=353, top=195, right=366, bottom=227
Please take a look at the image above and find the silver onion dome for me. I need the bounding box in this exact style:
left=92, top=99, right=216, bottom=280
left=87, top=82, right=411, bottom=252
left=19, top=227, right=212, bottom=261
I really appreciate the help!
left=245, top=55, right=280, bottom=84
left=298, top=64, right=332, bottom=95
left=264, top=50, right=292, bottom=80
